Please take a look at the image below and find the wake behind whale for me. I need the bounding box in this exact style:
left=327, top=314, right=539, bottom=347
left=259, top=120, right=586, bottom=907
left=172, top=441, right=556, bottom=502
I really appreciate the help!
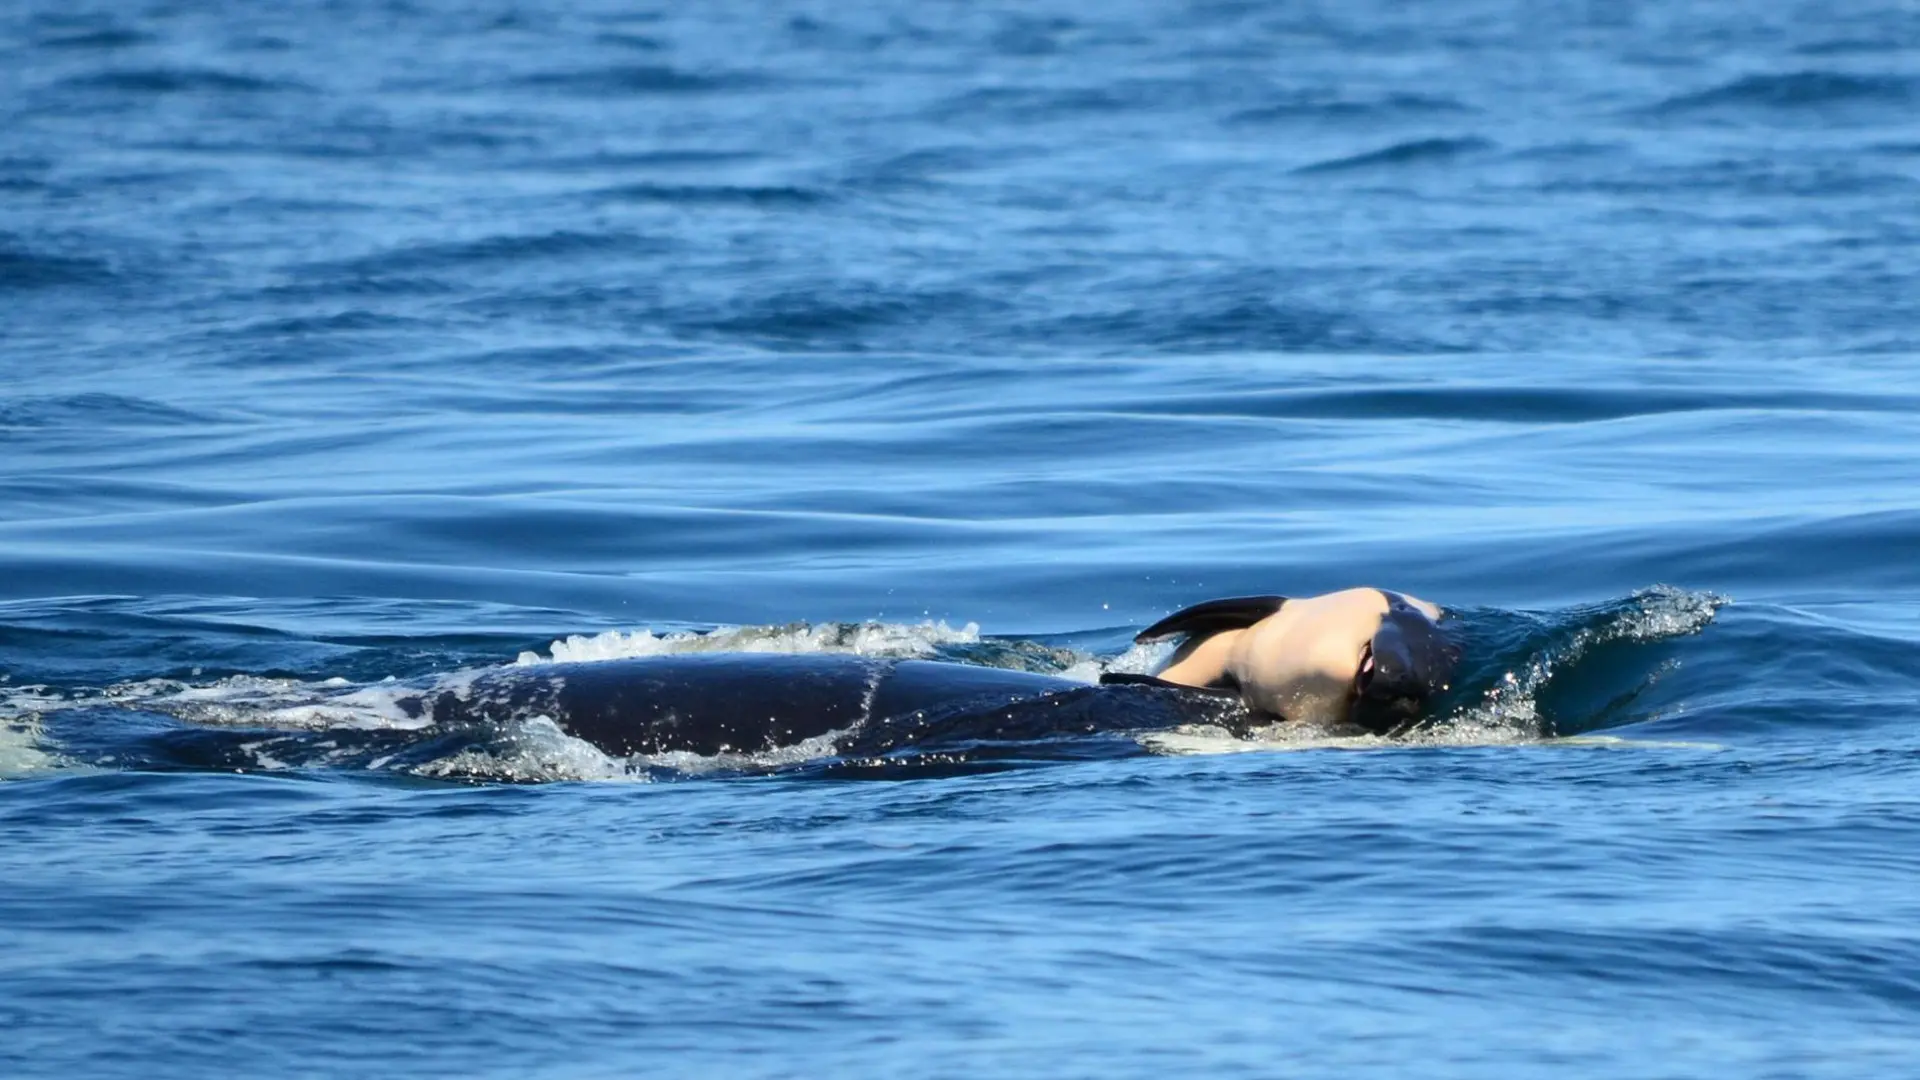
left=2, top=587, right=1722, bottom=783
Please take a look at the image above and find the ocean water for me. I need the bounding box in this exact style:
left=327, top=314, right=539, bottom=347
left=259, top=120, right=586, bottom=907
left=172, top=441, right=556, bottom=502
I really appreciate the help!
left=5, top=0, right=1920, bottom=1074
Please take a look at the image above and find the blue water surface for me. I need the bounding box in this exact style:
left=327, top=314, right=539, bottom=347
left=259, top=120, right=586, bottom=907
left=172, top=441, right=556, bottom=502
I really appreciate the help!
left=4, top=0, right=1920, bottom=1075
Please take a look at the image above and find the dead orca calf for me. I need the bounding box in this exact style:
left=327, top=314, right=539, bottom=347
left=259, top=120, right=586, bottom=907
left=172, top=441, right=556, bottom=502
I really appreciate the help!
left=1103, top=587, right=1459, bottom=737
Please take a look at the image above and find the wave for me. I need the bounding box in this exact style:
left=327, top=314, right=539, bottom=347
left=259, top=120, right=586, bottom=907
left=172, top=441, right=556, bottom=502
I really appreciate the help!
left=307, top=231, right=673, bottom=279
left=1295, top=136, right=1494, bottom=174
left=0, top=243, right=113, bottom=290
left=2, top=590, right=1725, bottom=783
left=0, top=392, right=213, bottom=431
left=1228, top=92, right=1471, bottom=126
left=923, top=85, right=1135, bottom=123
left=517, top=620, right=985, bottom=665
left=34, top=27, right=153, bottom=50
left=1026, top=282, right=1459, bottom=355
left=1649, top=72, right=1914, bottom=115
left=1120, top=384, right=1919, bottom=424
left=589, top=182, right=830, bottom=208
left=513, top=65, right=777, bottom=96
left=58, top=68, right=311, bottom=95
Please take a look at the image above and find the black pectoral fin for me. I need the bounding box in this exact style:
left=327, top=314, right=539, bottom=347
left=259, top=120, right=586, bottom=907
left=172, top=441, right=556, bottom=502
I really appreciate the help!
left=1099, top=672, right=1241, bottom=699
left=1133, top=595, right=1288, bottom=644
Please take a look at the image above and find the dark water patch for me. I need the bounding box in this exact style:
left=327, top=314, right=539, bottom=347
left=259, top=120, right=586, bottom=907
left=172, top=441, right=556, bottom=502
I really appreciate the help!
left=1538, top=157, right=1920, bottom=199
left=0, top=157, right=52, bottom=179
left=0, top=497, right=1020, bottom=576
left=1456, top=290, right=1640, bottom=320
left=1033, top=286, right=1455, bottom=355
left=514, top=64, right=776, bottom=96
left=685, top=288, right=1002, bottom=350
left=1294, top=136, right=1494, bottom=174
left=849, top=145, right=1035, bottom=191
left=590, top=182, right=830, bottom=208
left=227, top=310, right=436, bottom=339
left=58, top=68, right=313, bottom=95
left=35, top=27, right=154, bottom=50
left=1499, top=140, right=1622, bottom=163
left=990, top=16, right=1072, bottom=57
left=142, top=119, right=541, bottom=160
left=926, top=85, right=1135, bottom=124
left=0, top=394, right=214, bottom=433
left=781, top=12, right=901, bottom=52
left=1420, top=923, right=1920, bottom=1006
left=251, top=276, right=456, bottom=303
left=1664, top=510, right=1920, bottom=593
left=404, top=345, right=719, bottom=386
left=131, top=136, right=380, bottom=161
left=1794, top=38, right=1915, bottom=57
left=318, top=231, right=673, bottom=278
left=538, top=149, right=764, bottom=173
left=1648, top=72, right=1914, bottom=116
left=0, top=476, right=239, bottom=527
left=448, top=282, right=665, bottom=326
left=1228, top=92, right=1471, bottom=126
left=595, top=31, right=665, bottom=51
left=0, top=618, right=359, bottom=686
left=1737, top=166, right=1920, bottom=198
left=231, top=34, right=296, bottom=53
left=1120, top=386, right=1920, bottom=425
left=1629, top=606, right=1920, bottom=738
left=192, top=194, right=375, bottom=220
left=0, top=244, right=112, bottom=289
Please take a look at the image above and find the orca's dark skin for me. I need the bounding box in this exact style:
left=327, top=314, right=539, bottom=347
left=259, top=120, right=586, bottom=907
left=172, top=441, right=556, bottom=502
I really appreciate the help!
left=399, top=653, right=1243, bottom=759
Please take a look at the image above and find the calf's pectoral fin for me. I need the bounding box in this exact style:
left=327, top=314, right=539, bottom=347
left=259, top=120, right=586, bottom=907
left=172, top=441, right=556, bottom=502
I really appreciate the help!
left=1133, top=595, right=1288, bottom=643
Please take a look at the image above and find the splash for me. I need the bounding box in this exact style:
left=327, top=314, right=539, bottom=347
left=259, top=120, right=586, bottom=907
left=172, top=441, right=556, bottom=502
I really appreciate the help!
left=0, top=680, right=83, bottom=778
left=38, top=674, right=437, bottom=733
left=516, top=619, right=982, bottom=665
left=1453, top=584, right=1724, bottom=738
left=0, top=709, right=62, bottom=779
left=404, top=717, right=636, bottom=783
left=1059, top=639, right=1174, bottom=684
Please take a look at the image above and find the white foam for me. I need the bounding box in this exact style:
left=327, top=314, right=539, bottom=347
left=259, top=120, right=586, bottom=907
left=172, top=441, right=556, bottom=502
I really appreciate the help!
left=625, top=726, right=852, bottom=776
left=407, top=716, right=636, bottom=783
left=0, top=713, right=62, bottom=778
left=516, top=620, right=982, bottom=666
left=1059, top=639, right=1174, bottom=684
left=6, top=673, right=440, bottom=734
left=155, top=676, right=434, bottom=731
left=1142, top=727, right=1723, bottom=756
left=0, top=684, right=80, bottom=777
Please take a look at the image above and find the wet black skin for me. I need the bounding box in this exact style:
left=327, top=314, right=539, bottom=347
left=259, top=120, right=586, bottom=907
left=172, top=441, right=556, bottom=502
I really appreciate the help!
left=1348, top=592, right=1462, bottom=736
left=406, top=653, right=1233, bottom=758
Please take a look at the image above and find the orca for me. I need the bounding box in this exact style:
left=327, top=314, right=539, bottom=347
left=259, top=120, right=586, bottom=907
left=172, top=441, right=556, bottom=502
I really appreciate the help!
left=390, top=588, right=1459, bottom=759
left=398, top=652, right=1233, bottom=760
left=1102, top=587, right=1459, bottom=736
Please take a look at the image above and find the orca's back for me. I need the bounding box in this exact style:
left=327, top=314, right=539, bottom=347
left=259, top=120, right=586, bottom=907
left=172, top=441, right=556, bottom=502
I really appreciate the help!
left=443, top=653, right=1087, bottom=757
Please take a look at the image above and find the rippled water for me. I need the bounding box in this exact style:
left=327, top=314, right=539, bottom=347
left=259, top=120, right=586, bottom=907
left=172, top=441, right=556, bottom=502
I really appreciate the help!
left=5, top=1, right=1920, bottom=1075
